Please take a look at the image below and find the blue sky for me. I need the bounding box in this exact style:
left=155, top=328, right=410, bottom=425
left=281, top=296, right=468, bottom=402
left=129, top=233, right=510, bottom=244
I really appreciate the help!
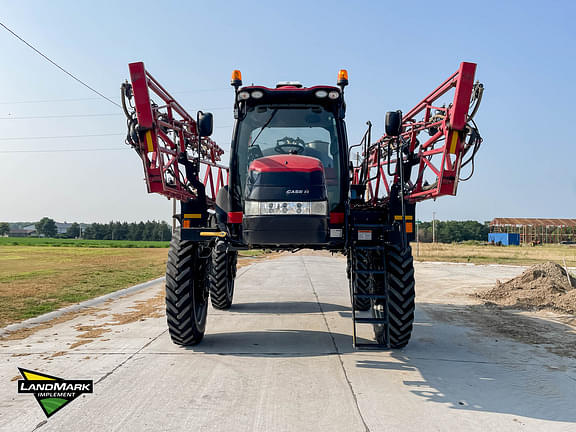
left=0, top=0, right=574, bottom=223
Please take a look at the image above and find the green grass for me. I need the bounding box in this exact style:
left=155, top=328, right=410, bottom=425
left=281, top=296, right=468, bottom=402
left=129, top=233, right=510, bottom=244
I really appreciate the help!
left=0, top=245, right=169, bottom=327
left=237, top=249, right=267, bottom=257
left=0, top=237, right=169, bottom=248
left=0, top=242, right=272, bottom=327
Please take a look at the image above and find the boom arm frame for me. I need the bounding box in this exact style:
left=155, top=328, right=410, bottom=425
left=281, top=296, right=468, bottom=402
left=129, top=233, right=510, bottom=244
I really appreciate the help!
left=123, top=62, right=227, bottom=203
left=353, top=62, right=483, bottom=204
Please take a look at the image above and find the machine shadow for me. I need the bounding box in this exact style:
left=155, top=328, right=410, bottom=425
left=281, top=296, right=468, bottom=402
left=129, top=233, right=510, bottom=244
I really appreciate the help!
left=354, top=302, right=576, bottom=423
left=185, top=329, right=361, bottom=356
left=230, top=301, right=349, bottom=314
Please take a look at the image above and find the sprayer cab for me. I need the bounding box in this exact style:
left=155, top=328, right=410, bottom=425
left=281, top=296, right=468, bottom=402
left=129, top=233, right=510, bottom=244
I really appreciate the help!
left=217, top=71, right=351, bottom=248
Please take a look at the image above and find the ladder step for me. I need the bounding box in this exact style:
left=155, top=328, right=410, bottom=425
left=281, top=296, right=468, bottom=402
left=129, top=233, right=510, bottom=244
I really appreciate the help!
left=355, top=269, right=386, bottom=275
left=353, top=294, right=387, bottom=299
left=354, top=343, right=389, bottom=350
left=354, top=317, right=388, bottom=324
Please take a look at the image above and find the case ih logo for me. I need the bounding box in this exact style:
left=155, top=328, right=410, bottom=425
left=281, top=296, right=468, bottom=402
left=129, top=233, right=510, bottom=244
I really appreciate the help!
left=17, top=368, right=93, bottom=418
left=286, top=189, right=309, bottom=194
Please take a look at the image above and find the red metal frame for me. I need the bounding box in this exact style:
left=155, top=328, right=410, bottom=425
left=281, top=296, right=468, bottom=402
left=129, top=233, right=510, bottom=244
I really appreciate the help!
left=355, top=62, right=477, bottom=203
left=128, top=62, right=227, bottom=202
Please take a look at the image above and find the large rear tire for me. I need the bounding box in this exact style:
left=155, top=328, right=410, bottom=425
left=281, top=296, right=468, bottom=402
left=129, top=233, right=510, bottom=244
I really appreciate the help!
left=348, top=249, right=371, bottom=311
left=165, top=230, right=209, bottom=346
left=373, top=244, right=415, bottom=348
left=209, top=242, right=237, bottom=310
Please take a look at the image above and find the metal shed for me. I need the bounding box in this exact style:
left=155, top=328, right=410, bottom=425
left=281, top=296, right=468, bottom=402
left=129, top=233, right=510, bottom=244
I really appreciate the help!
left=490, top=218, right=576, bottom=244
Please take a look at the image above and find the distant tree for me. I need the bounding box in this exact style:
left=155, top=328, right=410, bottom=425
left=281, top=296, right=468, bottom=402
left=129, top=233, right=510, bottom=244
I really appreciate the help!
left=142, top=221, right=155, bottom=241
left=126, top=223, right=137, bottom=241
left=36, top=217, right=57, bottom=237
left=91, top=223, right=109, bottom=240
left=83, top=225, right=95, bottom=239
left=67, top=220, right=172, bottom=242
left=0, top=222, right=9, bottom=236
left=416, top=220, right=489, bottom=243
left=154, top=221, right=172, bottom=241
left=114, top=222, right=129, bottom=240
left=66, top=223, right=81, bottom=239
left=136, top=222, right=145, bottom=241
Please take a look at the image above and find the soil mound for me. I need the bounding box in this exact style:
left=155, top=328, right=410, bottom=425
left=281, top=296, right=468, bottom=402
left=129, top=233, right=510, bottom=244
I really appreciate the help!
left=476, top=262, right=576, bottom=314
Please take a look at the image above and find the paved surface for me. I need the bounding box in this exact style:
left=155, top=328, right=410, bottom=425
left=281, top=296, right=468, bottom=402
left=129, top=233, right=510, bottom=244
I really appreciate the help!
left=1, top=256, right=575, bottom=431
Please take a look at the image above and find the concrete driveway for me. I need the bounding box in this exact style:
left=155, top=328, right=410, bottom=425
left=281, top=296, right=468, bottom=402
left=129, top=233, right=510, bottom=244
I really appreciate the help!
left=1, top=255, right=575, bottom=431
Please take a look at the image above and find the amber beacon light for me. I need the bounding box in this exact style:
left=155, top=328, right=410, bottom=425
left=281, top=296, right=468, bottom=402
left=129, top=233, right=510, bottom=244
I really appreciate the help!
left=337, top=69, right=348, bottom=87
left=231, top=70, right=242, bottom=87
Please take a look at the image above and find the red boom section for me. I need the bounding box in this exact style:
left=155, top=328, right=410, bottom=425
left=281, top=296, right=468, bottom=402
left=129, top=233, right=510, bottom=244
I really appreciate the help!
left=126, top=62, right=227, bottom=202
left=354, top=62, right=481, bottom=203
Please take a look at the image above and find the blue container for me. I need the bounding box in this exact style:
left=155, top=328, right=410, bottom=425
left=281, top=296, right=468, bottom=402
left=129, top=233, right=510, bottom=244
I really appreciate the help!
left=488, top=233, right=520, bottom=246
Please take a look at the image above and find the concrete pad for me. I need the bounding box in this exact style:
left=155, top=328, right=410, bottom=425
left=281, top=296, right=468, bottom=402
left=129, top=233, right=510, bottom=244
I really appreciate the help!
left=1, top=256, right=575, bottom=431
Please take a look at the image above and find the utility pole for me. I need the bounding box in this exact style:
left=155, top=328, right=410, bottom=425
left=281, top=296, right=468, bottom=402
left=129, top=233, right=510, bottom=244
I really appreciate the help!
left=432, top=211, right=436, bottom=244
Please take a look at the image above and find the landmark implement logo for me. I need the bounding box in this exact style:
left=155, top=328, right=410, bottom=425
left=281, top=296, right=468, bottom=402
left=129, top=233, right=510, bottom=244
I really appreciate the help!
left=17, top=368, right=93, bottom=418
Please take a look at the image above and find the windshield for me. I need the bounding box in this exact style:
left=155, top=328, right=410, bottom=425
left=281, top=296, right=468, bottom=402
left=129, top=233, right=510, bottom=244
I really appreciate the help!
left=233, top=105, right=342, bottom=209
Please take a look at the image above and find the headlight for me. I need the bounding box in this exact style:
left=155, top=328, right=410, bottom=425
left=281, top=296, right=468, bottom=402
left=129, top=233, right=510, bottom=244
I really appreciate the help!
left=251, top=90, right=264, bottom=99
left=244, top=200, right=260, bottom=215
left=315, top=90, right=328, bottom=98
left=238, top=91, right=250, bottom=100
left=310, top=201, right=327, bottom=215
left=328, top=90, right=340, bottom=100
left=244, top=201, right=328, bottom=216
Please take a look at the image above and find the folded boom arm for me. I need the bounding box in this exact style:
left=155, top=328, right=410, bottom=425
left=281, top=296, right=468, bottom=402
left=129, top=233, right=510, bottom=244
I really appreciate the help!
left=353, top=62, right=483, bottom=204
left=122, top=62, right=227, bottom=203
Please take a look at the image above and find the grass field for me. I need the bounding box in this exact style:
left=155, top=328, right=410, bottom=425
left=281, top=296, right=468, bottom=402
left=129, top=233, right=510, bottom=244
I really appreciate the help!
left=0, top=241, right=268, bottom=328
left=0, top=245, right=170, bottom=327
left=2, top=239, right=573, bottom=328
left=0, top=237, right=169, bottom=248
left=414, top=242, right=576, bottom=267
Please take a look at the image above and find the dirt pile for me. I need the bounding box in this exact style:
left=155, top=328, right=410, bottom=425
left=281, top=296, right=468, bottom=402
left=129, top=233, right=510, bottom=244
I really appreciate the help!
left=476, top=262, right=576, bottom=314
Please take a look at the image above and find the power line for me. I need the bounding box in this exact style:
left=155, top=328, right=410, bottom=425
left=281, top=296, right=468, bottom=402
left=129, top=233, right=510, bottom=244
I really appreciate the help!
left=0, top=113, right=121, bottom=120
left=0, top=148, right=129, bottom=153
left=0, top=133, right=123, bottom=141
left=0, top=21, right=121, bottom=109
left=0, top=125, right=233, bottom=140
left=0, top=97, right=103, bottom=105
left=0, top=108, right=232, bottom=120
left=0, top=93, right=230, bottom=105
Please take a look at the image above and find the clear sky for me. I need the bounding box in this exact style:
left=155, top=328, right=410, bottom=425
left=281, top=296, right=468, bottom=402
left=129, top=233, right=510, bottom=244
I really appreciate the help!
left=0, top=0, right=574, bottom=224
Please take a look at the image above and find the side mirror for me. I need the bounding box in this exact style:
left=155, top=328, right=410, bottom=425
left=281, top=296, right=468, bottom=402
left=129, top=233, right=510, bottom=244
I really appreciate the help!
left=197, top=111, right=213, bottom=137
left=385, top=110, right=403, bottom=136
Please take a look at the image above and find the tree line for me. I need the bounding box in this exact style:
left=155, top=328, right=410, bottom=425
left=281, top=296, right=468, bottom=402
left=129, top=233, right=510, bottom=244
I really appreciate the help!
left=4, top=217, right=172, bottom=241
left=82, top=221, right=171, bottom=241
left=416, top=220, right=489, bottom=243
left=3, top=218, right=490, bottom=243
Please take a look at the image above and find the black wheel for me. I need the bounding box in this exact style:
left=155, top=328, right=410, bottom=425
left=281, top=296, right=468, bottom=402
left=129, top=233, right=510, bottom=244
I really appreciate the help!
left=209, top=242, right=238, bottom=310
left=373, top=244, right=415, bottom=348
left=165, top=230, right=210, bottom=346
left=348, top=249, right=371, bottom=311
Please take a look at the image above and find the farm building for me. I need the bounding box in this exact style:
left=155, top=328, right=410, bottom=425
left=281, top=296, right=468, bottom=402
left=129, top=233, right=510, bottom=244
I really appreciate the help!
left=490, top=218, right=576, bottom=244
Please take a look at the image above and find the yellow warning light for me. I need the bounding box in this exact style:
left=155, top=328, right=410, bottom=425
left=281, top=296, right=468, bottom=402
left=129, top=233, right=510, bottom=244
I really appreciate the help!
left=231, top=70, right=243, bottom=86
